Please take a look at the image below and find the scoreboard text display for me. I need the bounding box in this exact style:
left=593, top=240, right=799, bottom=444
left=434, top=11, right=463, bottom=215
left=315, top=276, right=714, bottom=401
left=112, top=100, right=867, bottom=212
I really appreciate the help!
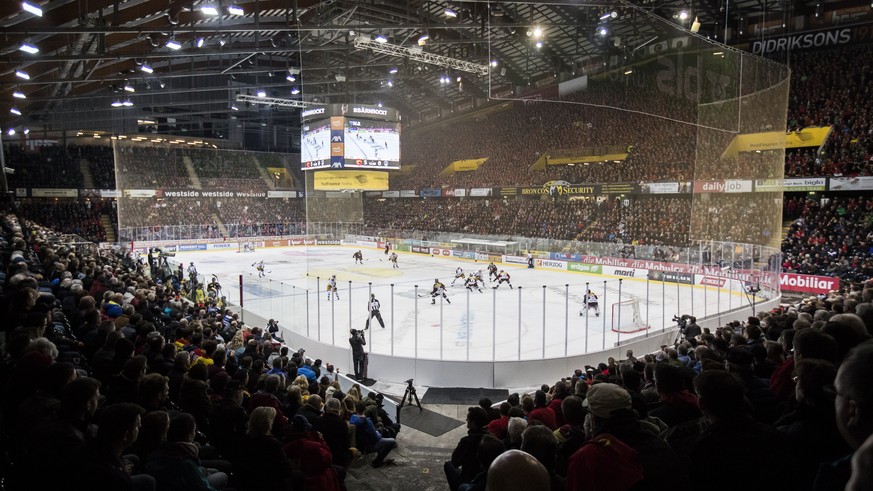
left=301, top=103, right=401, bottom=170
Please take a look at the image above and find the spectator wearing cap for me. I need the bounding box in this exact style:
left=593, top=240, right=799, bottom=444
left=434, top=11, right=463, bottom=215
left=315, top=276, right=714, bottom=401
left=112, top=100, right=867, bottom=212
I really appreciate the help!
left=445, top=406, right=491, bottom=491
left=691, top=370, right=802, bottom=491
left=582, top=383, right=685, bottom=488
left=283, top=414, right=344, bottom=490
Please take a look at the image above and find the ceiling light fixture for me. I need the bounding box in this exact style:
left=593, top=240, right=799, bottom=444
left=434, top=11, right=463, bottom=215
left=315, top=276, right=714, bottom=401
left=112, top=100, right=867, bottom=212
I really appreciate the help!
left=286, top=74, right=296, bottom=82
left=491, top=60, right=498, bottom=67
left=444, top=8, right=457, bottom=17
left=219, top=36, right=227, bottom=47
left=124, top=84, right=135, bottom=92
left=678, top=10, right=689, bottom=21
left=227, top=5, right=244, bottom=15
left=624, top=69, right=633, bottom=75
left=257, top=89, right=266, bottom=97
left=140, top=64, right=153, bottom=74
left=166, top=39, right=182, bottom=50
left=389, top=67, right=398, bottom=74
left=122, top=100, right=133, bottom=107
left=600, top=12, right=612, bottom=21
left=377, top=102, right=382, bottom=107
left=598, top=27, right=608, bottom=36
left=532, top=26, right=543, bottom=38
left=374, top=34, right=388, bottom=43
left=200, top=5, right=219, bottom=16
left=13, top=91, right=27, bottom=99
left=7, top=128, right=15, bottom=136
left=10, top=108, right=22, bottom=116
left=19, top=43, right=39, bottom=54
left=111, top=100, right=123, bottom=107
left=291, top=87, right=300, bottom=95
left=15, top=69, right=30, bottom=80
left=418, top=34, right=429, bottom=45
left=22, top=2, right=43, bottom=16
left=231, top=105, right=239, bottom=111
left=196, top=37, right=205, bottom=48
left=23, top=128, right=29, bottom=135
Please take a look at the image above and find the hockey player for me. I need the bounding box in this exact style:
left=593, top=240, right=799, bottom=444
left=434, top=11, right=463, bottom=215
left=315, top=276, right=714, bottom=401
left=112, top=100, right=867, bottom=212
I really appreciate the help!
left=487, top=262, right=499, bottom=281
left=353, top=250, right=364, bottom=264
left=473, top=269, right=485, bottom=283
left=252, top=261, right=267, bottom=278
left=187, top=262, right=198, bottom=284
left=431, top=279, right=451, bottom=304
left=581, top=290, right=600, bottom=316
left=384, top=242, right=391, bottom=255
left=366, top=293, right=385, bottom=329
left=451, top=267, right=465, bottom=286
left=389, top=252, right=399, bottom=269
left=465, top=274, right=484, bottom=293
left=327, top=274, right=339, bottom=301
left=493, top=270, right=513, bottom=289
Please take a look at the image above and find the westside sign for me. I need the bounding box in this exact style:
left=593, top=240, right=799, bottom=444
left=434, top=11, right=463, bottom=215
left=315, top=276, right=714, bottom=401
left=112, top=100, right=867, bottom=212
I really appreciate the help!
left=780, top=273, right=838, bottom=294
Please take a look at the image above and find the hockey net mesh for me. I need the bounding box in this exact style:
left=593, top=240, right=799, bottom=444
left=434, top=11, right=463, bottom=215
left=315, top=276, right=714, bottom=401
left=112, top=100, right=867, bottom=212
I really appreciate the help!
left=611, top=299, right=650, bottom=334
left=238, top=241, right=256, bottom=253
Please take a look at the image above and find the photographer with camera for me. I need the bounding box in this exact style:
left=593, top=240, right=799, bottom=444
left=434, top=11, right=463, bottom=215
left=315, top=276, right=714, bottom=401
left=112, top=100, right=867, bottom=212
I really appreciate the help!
left=349, top=328, right=367, bottom=381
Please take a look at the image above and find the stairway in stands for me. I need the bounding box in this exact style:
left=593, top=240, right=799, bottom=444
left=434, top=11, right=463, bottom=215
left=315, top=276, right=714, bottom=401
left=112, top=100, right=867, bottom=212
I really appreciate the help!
left=100, top=214, right=116, bottom=242
left=79, top=159, right=95, bottom=188
left=212, top=214, right=229, bottom=237
left=251, top=155, right=275, bottom=188
left=183, top=156, right=202, bottom=189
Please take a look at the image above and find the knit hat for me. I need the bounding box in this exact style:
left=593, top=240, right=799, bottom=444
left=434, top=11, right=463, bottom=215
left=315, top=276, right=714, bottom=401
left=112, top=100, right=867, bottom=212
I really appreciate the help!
left=583, top=383, right=632, bottom=419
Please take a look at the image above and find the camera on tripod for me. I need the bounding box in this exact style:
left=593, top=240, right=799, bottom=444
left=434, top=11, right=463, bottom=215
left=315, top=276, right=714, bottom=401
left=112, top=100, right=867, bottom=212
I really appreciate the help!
left=405, top=378, right=414, bottom=386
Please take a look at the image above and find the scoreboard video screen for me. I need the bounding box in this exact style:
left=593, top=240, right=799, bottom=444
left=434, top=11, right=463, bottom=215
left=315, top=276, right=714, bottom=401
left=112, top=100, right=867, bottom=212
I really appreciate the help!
left=300, top=103, right=401, bottom=170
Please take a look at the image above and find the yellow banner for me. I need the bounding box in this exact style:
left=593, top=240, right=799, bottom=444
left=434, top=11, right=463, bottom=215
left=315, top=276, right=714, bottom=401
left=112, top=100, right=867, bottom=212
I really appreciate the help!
left=785, top=127, right=831, bottom=148
left=440, top=158, right=488, bottom=176
left=722, top=126, right=831, bottom=158
left=313, top=170, right=389, bottom=190
left=530, top=146, right=630, bottom=170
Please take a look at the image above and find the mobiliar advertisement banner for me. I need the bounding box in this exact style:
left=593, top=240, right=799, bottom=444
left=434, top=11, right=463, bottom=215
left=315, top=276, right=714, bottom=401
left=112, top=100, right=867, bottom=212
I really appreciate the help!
left=779, top=273, right=839, bottom=294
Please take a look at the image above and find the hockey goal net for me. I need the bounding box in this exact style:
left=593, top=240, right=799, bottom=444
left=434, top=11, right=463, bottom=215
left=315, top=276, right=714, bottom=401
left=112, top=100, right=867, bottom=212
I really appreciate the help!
left=611, top=299, right=650, bottom=334
left=238, top=241, right=256, bottom=253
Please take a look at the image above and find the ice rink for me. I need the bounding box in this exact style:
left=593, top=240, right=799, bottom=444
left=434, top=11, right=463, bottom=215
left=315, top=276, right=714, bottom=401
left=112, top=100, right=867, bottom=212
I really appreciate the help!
left=174, top=246, right=750, bottom=362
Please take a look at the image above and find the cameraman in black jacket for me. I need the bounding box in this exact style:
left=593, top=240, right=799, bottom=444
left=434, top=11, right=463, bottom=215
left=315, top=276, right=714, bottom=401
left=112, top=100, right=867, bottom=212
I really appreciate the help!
left=349, top=329, right=367, bottom=381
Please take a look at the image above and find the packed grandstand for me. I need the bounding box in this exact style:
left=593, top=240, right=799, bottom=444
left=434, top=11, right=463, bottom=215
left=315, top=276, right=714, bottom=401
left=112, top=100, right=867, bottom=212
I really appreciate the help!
left=2, top=42, right=873, bottom=491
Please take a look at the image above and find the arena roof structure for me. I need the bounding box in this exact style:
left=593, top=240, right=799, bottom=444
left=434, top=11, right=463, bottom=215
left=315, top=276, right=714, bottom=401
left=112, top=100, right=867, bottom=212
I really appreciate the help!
left=0, top=0, right=864, bottom=144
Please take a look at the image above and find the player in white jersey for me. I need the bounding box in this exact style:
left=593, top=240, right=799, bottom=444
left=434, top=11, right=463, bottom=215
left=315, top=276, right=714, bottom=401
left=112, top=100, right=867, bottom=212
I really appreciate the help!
left=465, top=275, right=484, bottom=293
left=581, top=290, right=599, bottom=316
left=389, top=252, right=399, bottom=269
left=474, top=269, right=485, bottom=283
left=327, top=274, right=339, bottom=301
left=493, top=270, right=513, bottom=289
left=252, top=261, right=267, bottom=278
left=451, top=267, right=465, bottom=286
left=353, top=250, right=363, bottom=264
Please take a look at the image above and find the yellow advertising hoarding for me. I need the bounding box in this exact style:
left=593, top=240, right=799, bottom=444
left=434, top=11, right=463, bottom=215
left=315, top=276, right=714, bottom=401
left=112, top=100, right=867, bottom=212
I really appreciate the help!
left=440, top=158, right=488, bottom=175
left=721, top=126, right=831, bottom=158
left=313, top=170, right=389, bottom=190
